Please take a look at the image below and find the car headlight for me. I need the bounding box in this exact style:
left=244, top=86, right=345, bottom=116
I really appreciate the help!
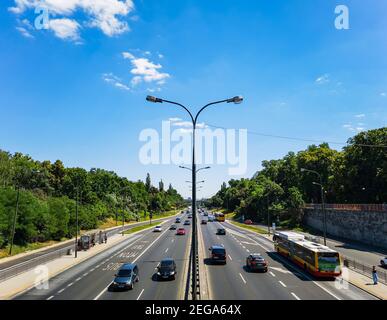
left=157, top=272, right=161, bottom=275
left=170, top=271, right=175, bottom=275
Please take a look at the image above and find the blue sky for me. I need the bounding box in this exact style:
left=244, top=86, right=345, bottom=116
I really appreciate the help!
left=0, top=0, right=386, bottom=198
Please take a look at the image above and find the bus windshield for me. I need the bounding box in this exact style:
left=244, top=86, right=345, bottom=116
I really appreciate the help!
left=318, top=252, right=340, bottom=271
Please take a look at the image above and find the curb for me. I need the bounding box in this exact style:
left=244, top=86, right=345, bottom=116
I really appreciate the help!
left=197, top=221, right=210, bottom=300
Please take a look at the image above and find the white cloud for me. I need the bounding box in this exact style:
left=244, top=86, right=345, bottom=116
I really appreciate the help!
left=122, top=51, right=135, bottom=60
left=315, top=74, right=330, bottom=84
left=381, top=92, right=386, bottom=97
left=122, top=51, right=170, bottom=88
left=355, top=114, right=365, bottom=118
left=102, top=73, right=130, bottom=91
left=342, top=123, right=366, bottom=133
left=130, top=58, right=170, bottom=83
left=158, top=53, right=164, bottom=59
left=172, top=121, right=207, bottom=129
left=49, top=18, right=80, bottom=41
left=9, top=0, right=135, bottom=38
left=16, top=26, right=34, bottom=38
left=169, top=117, right=182, bottom=122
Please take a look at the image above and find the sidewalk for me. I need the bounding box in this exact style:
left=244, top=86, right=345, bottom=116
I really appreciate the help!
left=225, top=219, right=386, bottom=300
left=0, top=220, right=169, bottom=300
left=345, top=267, right=387, bottom=300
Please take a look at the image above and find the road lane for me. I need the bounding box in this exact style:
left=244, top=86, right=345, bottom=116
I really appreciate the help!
left=222, top=220, right=377, bottom=300
left=15, top=214, right=191, bottom=300
left=200, top=219, right=292, bottom=300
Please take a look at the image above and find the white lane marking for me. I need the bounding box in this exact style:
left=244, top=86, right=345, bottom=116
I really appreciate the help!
left=165, top=248, right=169, bottom=253
left=47, top=295, right=54, bottom=300
left=226, top=223, right=343, bottom=300
left=90, top=268, right=95, bottom=272
left=93, top=226, right=170, bottom=300
left=228, top=254, right=233, bottom=261
left=75, top=277, right=81, bottom=282
left=171, top=239, right=174, bottom=243
left=67, top=282, right=74, bottom=287
left=269, top=271, right=276, bottom=277
left=58, top=288, right=65, bottom=294
left=242, top=245, right=246, bottom=249
left=239, top=273, right=247, bottom=284
left=279, top=281, right=287, bottom=287
left=137, top=289, right=145, bottom=300
left=83, top=273, right=89, bottom=277
left=246, top=249, right=250, bottom=253
left=270, top=267, right=293, bottom=274
left=291, top=292, right=301, bottom=300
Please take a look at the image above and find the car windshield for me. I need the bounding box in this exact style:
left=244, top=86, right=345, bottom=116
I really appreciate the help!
left=161, top=260, right=174, bottom=267
left=117, top=269, right=131, bottom=277
left=212, top=248, right=225, bottom=254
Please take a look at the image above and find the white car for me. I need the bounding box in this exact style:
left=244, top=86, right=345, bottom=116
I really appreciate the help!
left=380, top=257, right=387, bottom=267
left=153, top=226, right=162, bottom=232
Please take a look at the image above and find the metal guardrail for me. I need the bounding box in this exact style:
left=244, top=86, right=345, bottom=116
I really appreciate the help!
left=304, top=203, right=387, bottom=212
left=343, top=256, right=387, bottom=285
left=0, top=221, right=156, bottom=282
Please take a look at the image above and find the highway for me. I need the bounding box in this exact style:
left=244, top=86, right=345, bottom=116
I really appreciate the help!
left=13, top=210, right=378, bottom=300
left=199, top=215, right=377, bottom=300
left=15, top=214, right=191, bottom=300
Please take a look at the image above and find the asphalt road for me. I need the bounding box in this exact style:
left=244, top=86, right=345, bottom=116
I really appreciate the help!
left=199, top=216, right=377, bottom=300
left=13, top=211, right=378, bottom=300
left=15, top=214, right=191, bottom=300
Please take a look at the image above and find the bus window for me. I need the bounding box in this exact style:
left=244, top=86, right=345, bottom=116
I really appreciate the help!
left=317, top=252, right=340, bottom=271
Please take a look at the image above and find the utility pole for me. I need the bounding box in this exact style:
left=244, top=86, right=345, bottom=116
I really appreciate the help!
left=75, top=188, right=79, bottom=258
left=9, top=185, right=20, bottom=256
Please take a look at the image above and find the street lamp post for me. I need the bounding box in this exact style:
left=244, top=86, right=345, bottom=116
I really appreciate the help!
left=301, top=168, right=327, bottom=246
left=147, top=95, right=243, bottom=300
left=75, top=188, right=79, bottom=258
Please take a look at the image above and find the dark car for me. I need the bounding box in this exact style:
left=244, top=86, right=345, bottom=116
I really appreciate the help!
left=216, top=228, right=226, bottom=235
left=246, top=254, right=268, bottom=272
left=188, top=214, right=192, bottom=219
left=111, top=263, right=139, bottom=290
left=175, top=218, right=181, bottom=223
left=157, top=258, right=177, bottom=280
left=201, top=220, right=207, bottom=225
left=169, top=224, right=177, bottom=230
left=184, top=220, right=191, bottom=225
left=209, top=245, right=227, bottom=264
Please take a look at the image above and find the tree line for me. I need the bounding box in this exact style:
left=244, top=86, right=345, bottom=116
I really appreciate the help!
left=0, top=152, right=184, bottom=248
left=207, top=127, right=387, bottom=227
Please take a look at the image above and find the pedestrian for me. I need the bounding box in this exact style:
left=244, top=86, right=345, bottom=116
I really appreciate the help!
left=104, top=232, right=107, bottom=244
left=372, top=266, right=378, bottom=285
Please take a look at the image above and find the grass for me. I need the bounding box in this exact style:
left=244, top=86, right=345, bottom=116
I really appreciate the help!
left=123, top=222, right=161, bottom=234
left=228, top=220, right=269, bottom=235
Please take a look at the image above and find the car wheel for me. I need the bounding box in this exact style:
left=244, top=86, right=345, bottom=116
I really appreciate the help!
left=381, top=261, right=385, bottom=266
left=129, top=283, right=133, bottom=290
left=136, top=276, right=139, bottom=282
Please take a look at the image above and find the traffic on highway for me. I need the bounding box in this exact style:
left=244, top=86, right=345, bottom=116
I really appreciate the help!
left=11, top=207, right=379, bottom=301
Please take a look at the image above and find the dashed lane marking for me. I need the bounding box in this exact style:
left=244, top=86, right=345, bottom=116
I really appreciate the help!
left=291, top=292, right=301, bottom=300
left=239, top=273, right=247, bottom=284
left=47, top=295, right=54, bottom=300
left=137, top=289, right=145, bottom=300
left=228, top=254, right=233, bottom=261
left=279, top=281, right=287, bottom=288
left=269, top=272, right=276, bottom=277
